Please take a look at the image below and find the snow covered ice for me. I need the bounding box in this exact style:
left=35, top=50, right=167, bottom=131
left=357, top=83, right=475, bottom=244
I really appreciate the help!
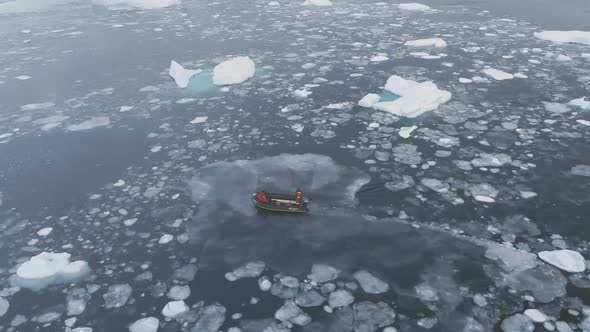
left=13, top=252, right=90, bottom=290
left=534, top=30, right=590, bottom=46
left=482, top=68, right=515, bottom=81
left=302, top=0, right=332, bottom=6
left=169, top=60, right=201, bottom=88
left=103, top=284, right=133, bottom=308
left=213, top=56, right=255, bottom=85
left=93, top=0, right=180, bottom=10
left=398, top=3, right=431, bottom=11
left=161, top=300, right=189, bottom=318
left=129, top=317, right=159, bottom=332
left=538, top=250, right=586, bottom=273
left=404, top=38, right=447, bottom=48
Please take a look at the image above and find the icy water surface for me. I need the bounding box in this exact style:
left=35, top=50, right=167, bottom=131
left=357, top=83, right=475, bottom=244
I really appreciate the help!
left=0, top=0, right=590, bottom=331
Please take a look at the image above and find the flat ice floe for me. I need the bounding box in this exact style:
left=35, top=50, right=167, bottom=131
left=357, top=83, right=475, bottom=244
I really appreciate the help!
left=373, top=75, right=451, bottom=118
left=482, top=68, right=514, bottom=81
left=66, top=116, right=110, bottom=131
left=302, top=0, right=332, bottom=6
left=0, top=0, right=77, bottom=14
left=534, top=30, right=590, bottom=46
left=13, top=252, right=90, bottom=290
left=358, top=93, right=381, bottom=108
left=93, top=0, right=179, bottom=10
left=404, top=38, right=447, bottom=48
left=213, top=56, right=255, bottom=85
left=398, top=3, right=431, bottom=11
left=169, top=60, right=202, bottom=88
left=569, top=97, right=590, bottom=110
left=129, top=317, right=159, bottom=332
left=538, top=249, right=586, bottom=273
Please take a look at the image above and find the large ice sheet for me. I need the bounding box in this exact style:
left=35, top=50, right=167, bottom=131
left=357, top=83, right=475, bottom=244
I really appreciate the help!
left=213, top=56, right=255, bottom=85
left=373, top=76, right=451, bottom=118
left=12, top=252, right=90, bottom=290
left=169, top=60, right=202, bottom=88
left=534, top=30, right=590, bottom=46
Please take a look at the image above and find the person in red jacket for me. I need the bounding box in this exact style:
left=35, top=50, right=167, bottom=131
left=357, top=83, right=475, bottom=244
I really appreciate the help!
left=295, top=188, right=303, bottom=206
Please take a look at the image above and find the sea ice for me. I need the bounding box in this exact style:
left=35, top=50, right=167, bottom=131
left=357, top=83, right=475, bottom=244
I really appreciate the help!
left=569, top=97, right=590, bottom=110
left=169, top=60, right=201, bottom=88
left=0, top=297, right=8, bottom=317
left=543, top=102, right=570, bottom=114
left=398, top=125, right=417, bottom=138
left=129, top=317, right=159, bottom=332
left=167, top=285, right=191, bottom=300
left=524, top=309, right=546, bottom=323
left=67, top=287, right=91, bottom=315
left=103, top=284, right=133, bottom=308
left=302, top=0, right=332, bottom=6
left=534, top=30, right=590, bottom=46
left=353, top=270, right=389, bottom=294
left=370, top=55, right=389, bottom=62
left=174, top=264, right=198, bottom=281
left=328, top=289, right=355, bottom=307
left=13, top=252, right=90, bottom=290
left=500, top=314, right=534, bottom=332
left=471, top=153, right=512, bottom=167
left=225, top=261, right=266, bottom=281
left=190, top=116, right=208, bottom=124
left=37, top=227, right=53, bottom=236
left=295, top=289, right=325, bottom=307
left=213, top=56, right=255, bottom=85
left=353, top=301, right=396, bottom=332
left=66, top=117, right=110, bottom=131
left=571, top=165, right=590, bottom=177
left=162, top=300, right=189, bottom=318
left=158, top=234, right=173, bottom=244
left=398, top=3, right=431, bottom=11
left=93, top=0, right=179, bottom=10
left=275, top=301, right=312, bottom=326
left=358, top=93, right=381, bottom=108
left=192, top=304, right=226, bottom=332
left=538, top=250, right=586, bottom=273
left=373, top=76, right=451, bottom=118
left=482, top=68, right=514, bottom=81
left=404, top=38, right=447, bottom=48
left=21, top=102, right=55, bottom=111
left=307, top=264, right=340, bottom=283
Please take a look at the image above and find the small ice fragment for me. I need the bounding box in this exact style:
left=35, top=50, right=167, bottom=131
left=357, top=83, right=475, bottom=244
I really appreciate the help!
left=459, top=78, right=472, bottom=83
left=328, top=289, right=354, bottom=308
left=524, top=309, right=546, bottom=323
left=358, top=93, right=381, bottom=108
left=150, top=146, right=162, bottom=153
left=294, top=88, right=312, bottom=98
left=482, top=68, right=514, bottom=80
left=124, top=218, right=137, bottom=226
left=120, top=106, right=134, bottom=112
left=500, top=314, right=533, bottom=332
left=37, top=227, right=53, bottom=237
left=474, top=195, right=495, bottom=203
left=398, top=3, right=431, bottom=11
left=213, top=56, right=255, bottom=85
left=103, top=284, right=133, bottom=308
left=21, top=102, right=55, bottom=111
left=577, top=119, right=590, bottom=126
left=167, top=285, right=191, bottom=300
left=538, top=250, right=586, bottom=273
left=520, top=191, right=537, bottom=199
left=158, top=234, right=173, bottom=244
left=308, top=264, right=340, bottom=283
left=169, top=60, right=201, bottom=88
left=398, top=125, right=417, bottom=138
left=113, top=179, right=125, bottom=187
left=258, top=276, right=272, bottom=291
left=302, top=0, right=332, bottom=6
left=354, top=270, right=389, bottom=294
left=370, top=55, right=389, bottom=62
left=225, top=261, right=265, bottom=281
left=162, top=300, right=189, bottom=318
left=275, top=301, right=312, bottom=326
left=404, top=38, right=446, bottom=48
left=368, top=122, right=380, bottom=128
left=129, top=317, right=159, bottom=332
left=190, top=116, right=208, bottom=124
left=0, top=297, right=8, bottom=317
left=66, top=117, right=110, bottom=131
left=15, top=75, right=32, bottom=80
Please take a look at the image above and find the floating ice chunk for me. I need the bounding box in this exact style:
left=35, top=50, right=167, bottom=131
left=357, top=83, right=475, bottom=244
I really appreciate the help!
left=294, top=88, right=312, bottom=98
left=514, top=73, right=528, bottom=79
left=392, top=143, right=421, bottom=164
left=404, top=38, right=446, bottom=48
left=21, top=102, right=55, bottom=111
left=471, top=153, right=511, bottom=167
left=158, top=234, right=173, bottom=244
left=193, top=304, right=226, bottom=332
left=474, top=195, right=495, bottom=203
left=307, top=264, right=340, bottom=283
left=555, top=321, right=573, bottom=332
left=13, top=252, right=90, bottom=290
left=0, top=297, right=8, bottom=317
left=225, top=261, right=265, bottom=281
left=104, top=284, right=133, bottom=308
left=325, top=102, right=353, bottom=110
left=415, top=283, right=438, bottom=302
left=67, top=287, right=91, bottom=315
left=417, top=318, right=438, bottom=329
left=500, top=313, right=534, bottom=332
left=268, top=1, right=279, bottom=5
left=370, top=55, right=389, bottom=62
left=459, top=78, right=472, bottom=83
left=482, top=68, right=514, bottom=81
left=524, top=309, right=546, bottom=323
left=385, top=174, right=415, bottom=191
left=520, top=191, right=537, bottom=199
left=174, top=264, right=198, bottom=281
left=555, top=54, right=572, bottom=61
left=37, top=227, right=53, bottom=236
left=353, top=301, right=396, bottom=331
left=162, top=300, right=189, bottom=318
left=129, top=317, right=159, bottom=332
left=358, top=93, right=381, bottom=108
left=534, top=30, right=590, bottom=46
left=295, top=289, right=325, bottom=307
left=302, top=0, right=332, bottom=6
left=15, top=75, right=31, bottom=80
left=398, top=3, right=431, bottom=11
left=578, top=119, right=590, bottom=126
left=93, top=0, right=179, bottom=10
left=167, top=285, right=191, bottom=300
left=72, top=328, right=93, bottom=332
left=169, top=60, right=201, bottom=88
left=538, top=250, right=586, bottom=273
left=571, top=165, right=590, bottom=177
left=275, top=301, right=311, bottom=326
left=67, top=117, right=110, bottom=131
left=569, top=97, right=590, bottom=110
left=353, top=270, right=389, bottom=294
left=213, top=56, right=255, bottom=85
left=398, top=125, right=417, bottom=138
left=328, top=289, right=354, bottom=308
left=543, top=102, right=570, bottom=114
left=373, top=76, right=451, bottom=118
left=120, top=106, right=134, bottom=112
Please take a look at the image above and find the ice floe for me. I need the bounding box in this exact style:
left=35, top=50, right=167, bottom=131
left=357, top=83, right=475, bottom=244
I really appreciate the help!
left=358, top=93, right=381, bottom=108
left=213, top=56, right=255, bottom=85
left=162, top=300, right=189, bottom=318
left=538, top=249, right=586, bottom=273
left=225, top=261, right=266, bottom=281
left=13, top=252, right=90, bottom=290
left=0, top=297, right=8, bottom=317
left=398, top=125, right=417, bottom=138
left=482, top=68, right=514, bottom=81
left=103, top=284, right=133, bottom=308
left=169, top=60, right=201, bottom=88
left=398, top=3, right=431, bottom=11
left=66, top=116, right=110, bottom=131
left=373, top=76, right=451, bottom=118
left=500, top=313, right=533, bottom=332
left=129, top=317, right=159, bottom=332
left=524, top=309, right=546, bottom=323
left=569, top=97, right=590, bottom=110
left=302, top=0, right=332, bottom=6
left=275, top=301, right=311, bottom=326
left=328, top=289, right=354, bottom=307
left=93, top=0, right=180, bottom=10
left=353, top=270, right=389, bottom=294
left=404, top=38, right=447, bottom=48
left=308, top=264, right=340, bottom=283
left=534, top=30, right=590, bottom=46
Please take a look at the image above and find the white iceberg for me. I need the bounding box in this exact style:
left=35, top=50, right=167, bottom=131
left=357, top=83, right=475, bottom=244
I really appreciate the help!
left=398, top=3, right=431, bottom=11
left=373, top=75, right=451, bottom=118
left=569, top=97, right=590, bottom=110
left=13, top=252, right=90, bottom=290
left=358, top=93, right=381, bottom=108
left=482, top=68, right=514, bottom=81
left=534, top=30, right=590, bottom=46
left=213, top=56, right=255, bottom=85
left=93, top=0, right=179, bottom=10
left=404, top=38, right=446, bottom=48
left=538, top=250, right=586, bottom=273
left=129, top=317, right=159, bottom=332
left=169, top=60, right=201, bottom=88
left=162, top=300, right=189, bottom=318
left=66, top=117, right=110, bottom=131
left=302, top=0, right=332, bottom=6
